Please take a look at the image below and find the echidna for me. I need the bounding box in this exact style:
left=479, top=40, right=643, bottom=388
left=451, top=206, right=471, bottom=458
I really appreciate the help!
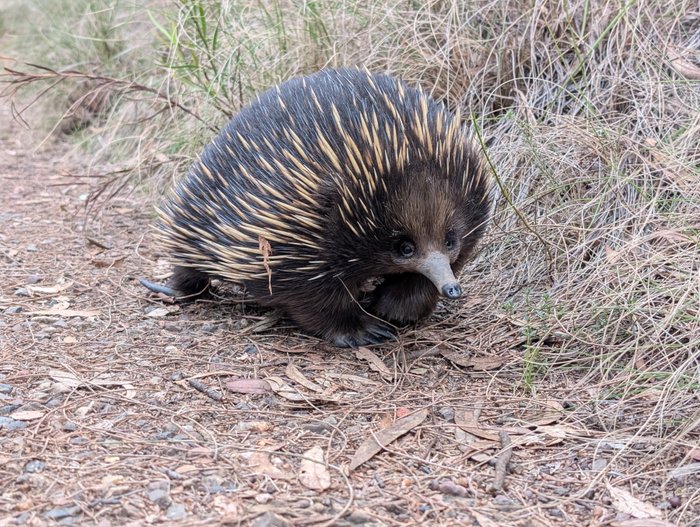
left=151, top=68, right=492, bottom=347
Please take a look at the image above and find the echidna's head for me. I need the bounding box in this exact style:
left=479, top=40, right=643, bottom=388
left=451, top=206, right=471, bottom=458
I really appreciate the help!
left=351, top=162, right=490, bottom=299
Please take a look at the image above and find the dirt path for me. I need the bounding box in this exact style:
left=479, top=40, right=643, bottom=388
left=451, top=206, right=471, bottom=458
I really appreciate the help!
left=1, top=102, right=696, bottom=526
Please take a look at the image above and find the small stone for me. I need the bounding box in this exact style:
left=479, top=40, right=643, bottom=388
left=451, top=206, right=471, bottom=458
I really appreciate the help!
left=26, top=275, right=41, bottom=284
left=14, top=512, right=30, bottom=525
left=591, top=458, right=608, bottom=472
left=438, top=407, right=455, bottom=422
left=0, top=383, right=13, bottom=394
left=0, top=416, right=27, bottom=431
left=302, top=416, right=338, bottom=433
left=44, top=505, right=81, bottom=520
left=164, top=345, right=177, bottom=353
left=251, top=512, right=290, bottom=527
left=148, top=480, right=169, bottom=491
left=25, top=460, right=46, bottom=473
left=170, top=371, right=184, bottom=382
left=26, top=244, right=38, bottom=252
left=201, top=323, right=218, bottom=334
left=165, top=503, right=186, bottom=520
left=244, top=344, right=259, bottom=355
left=0, top=403, right=22, bottom=415
left=148, top=488, right=171, bottom=509
left=347, top=510, right=372, bottom=524
left=669, top=495, right=682, bottom=508
left=4, top=306, right=22, bottom=314
left=53, top=320, right=69, bottom=329
left=255, top=493, right=272, bottom=504
left=14, top=288, right=30, bottom=297
left=547, top=508, right=565, bottom=518
left=62, top=421, right=78, bottom=432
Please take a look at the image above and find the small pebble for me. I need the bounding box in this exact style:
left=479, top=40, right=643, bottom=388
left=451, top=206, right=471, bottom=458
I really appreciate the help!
left=591, top=458, right=608, bottom=472
left=255, top=493, right=272, bottom=504
left=0, top=416, right=27, bottom=431
left=201, top=323, right=218, bottom=334
left=438, top=407, right=455, bottom=422
left=4, top=306, right=22, bottom=314
left=14, top=288, right=29, bottom=297
left=0, top=383, right=13, bottom=394
left=165, top=503, right=186, bottom=520
left=148, top=488, right=171, bottom=509
left=26, top=244, right=38, bottom=252
left=26, top=275, right=41, bottom=284
left=669, top=495, right=682, bottom=508
left=251, top=512, right=290, bottom=527
left=25, top=460, right=46, bottom=473
left=347, top=510, right=372, bottom=524
left=43, top=505, right=81, bottom=520
left=62, top=422, right=78, bottom=432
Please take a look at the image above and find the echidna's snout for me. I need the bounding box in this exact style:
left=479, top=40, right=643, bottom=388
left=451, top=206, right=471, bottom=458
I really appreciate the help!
left=414, top=251, right=462, bottom=299
left=442, top=283, right=462, bottom=299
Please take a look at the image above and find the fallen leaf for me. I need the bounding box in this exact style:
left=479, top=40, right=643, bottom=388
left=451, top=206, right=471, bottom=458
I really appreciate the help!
left=535, top=424, right=585, bottom=439
left=246, top=452, right=292, bottom=480
left=525, top=399, right=565, bottom=426
left=10, top=411, right=44, bottom=421
left=26, top=281, right=73, bottom=294
left=355, top=347, right=393, bottom=380
left=668, top=47, right=700, bottom=80
left=146, top=307, right=170, bottom=318
left=265, top=376, right=308, bottom=402
left=226, top=378, right=271, bottom=394
left=298, top=445, right=331, bottom=490
left=438, top=348, right=504, bottom=370
left=266, top=376, right=338, bottom=402
left=607, top=485, right=662, bottom=519
left=285, top=364, right=324, bottom=393
left=49, top=370, right=82, bottom=388
left=91, top=256, right=126, bottom=268
left=454, top=409, right=500, bottom=441
left=49, top=370, right=134, bottom=391
left=349, top=409, right=429, bottom=471
left=611, top=520, right=677, bottom=527
left=29, top=308, right=99, bottom=317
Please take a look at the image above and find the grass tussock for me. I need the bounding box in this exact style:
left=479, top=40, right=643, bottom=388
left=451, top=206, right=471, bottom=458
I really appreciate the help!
left=1, top=0, right=699, bottom=496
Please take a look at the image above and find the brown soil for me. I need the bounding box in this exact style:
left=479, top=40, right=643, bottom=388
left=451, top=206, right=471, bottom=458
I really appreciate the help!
left=0, top=102, right=697, bottom=527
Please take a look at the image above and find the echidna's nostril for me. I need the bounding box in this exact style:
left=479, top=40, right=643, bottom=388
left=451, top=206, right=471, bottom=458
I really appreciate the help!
left=442, top=283, right=462, bottom=299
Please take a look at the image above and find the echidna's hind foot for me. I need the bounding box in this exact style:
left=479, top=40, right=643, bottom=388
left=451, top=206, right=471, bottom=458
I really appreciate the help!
left=168, top=266, right=211, bottom=298
left=331, top=320, right=396, bottom=348
left=371, top=273, right=440, bottom=324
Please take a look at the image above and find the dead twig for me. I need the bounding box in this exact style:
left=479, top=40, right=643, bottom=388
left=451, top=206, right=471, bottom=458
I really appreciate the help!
left=489, top=431, right=512, bottom=492
left=187, top=378, right=223, bottom=402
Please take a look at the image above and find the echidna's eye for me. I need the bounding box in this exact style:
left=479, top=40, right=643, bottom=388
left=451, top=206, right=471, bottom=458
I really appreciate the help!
left=398, top=240, right=416, bottom=258
left=445, top=232, right=456, bottom=251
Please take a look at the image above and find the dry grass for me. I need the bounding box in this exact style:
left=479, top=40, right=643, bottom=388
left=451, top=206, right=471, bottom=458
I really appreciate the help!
left=1, top=0, right=699, bottom=525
